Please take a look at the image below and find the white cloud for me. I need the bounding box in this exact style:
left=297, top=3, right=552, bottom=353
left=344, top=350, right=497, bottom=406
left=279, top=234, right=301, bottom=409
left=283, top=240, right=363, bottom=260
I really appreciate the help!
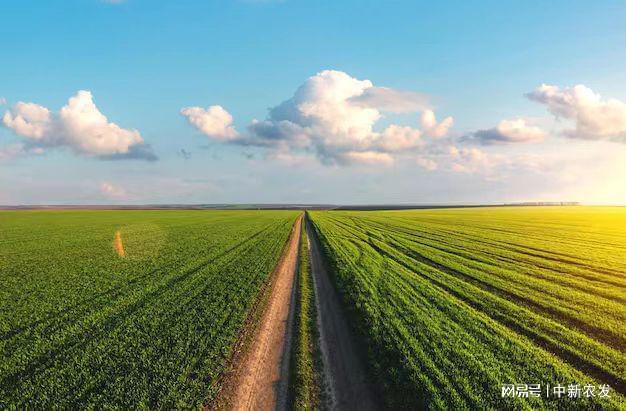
left=100, top=182, right=127, bottom=199
left=421, top=109, right=454, bottom=138
left=376, top=125, right=423, bottom=152
left=3, top=102, right=51, bottom=139
left=0, top=97, right=6, bottom=105
left=527, top=84, right=626, bottom=141
left=439, top=145, right=549, bottom=181
left=448, top=146, right=501, bottom=174
left=183, top=70, right=454, bottom=166
left=180, top=105, right=239, bottom=141
left=465, top=118, right=546, bottom=144
left=59, top=91, right=145, bottom=156
left=266, top=70, right=379, bottom=146
left=2, top=91, right=155, bottom=160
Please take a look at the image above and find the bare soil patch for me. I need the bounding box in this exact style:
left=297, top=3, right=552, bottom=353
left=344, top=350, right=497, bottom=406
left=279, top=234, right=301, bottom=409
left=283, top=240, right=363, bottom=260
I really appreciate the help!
left=114, top=230, right=125, bottom=257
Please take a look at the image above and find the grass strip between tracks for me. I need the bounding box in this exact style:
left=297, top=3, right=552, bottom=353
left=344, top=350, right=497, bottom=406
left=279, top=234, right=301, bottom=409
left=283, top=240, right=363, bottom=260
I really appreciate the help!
left=289, top=217, right=322, bottom=409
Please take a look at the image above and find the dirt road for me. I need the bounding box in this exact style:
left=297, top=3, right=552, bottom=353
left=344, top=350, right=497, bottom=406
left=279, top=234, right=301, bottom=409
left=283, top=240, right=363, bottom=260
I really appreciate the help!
left=226, top=215, right=302, bottom=411
left=306, top=220, right=380, bottom=411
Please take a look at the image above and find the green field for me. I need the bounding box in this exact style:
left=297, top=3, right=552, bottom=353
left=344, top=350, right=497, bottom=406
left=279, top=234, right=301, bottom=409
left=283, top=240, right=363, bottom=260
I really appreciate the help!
left=309, top=207, right=626, bottom=409
left=0, top=210, right=298, bottom=408
left=3, top=207, right=625, bottom=409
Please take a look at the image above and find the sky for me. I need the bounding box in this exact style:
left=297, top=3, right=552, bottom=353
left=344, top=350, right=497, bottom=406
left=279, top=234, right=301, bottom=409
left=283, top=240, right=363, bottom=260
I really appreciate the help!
left=2, top=0, right=626, bottom=205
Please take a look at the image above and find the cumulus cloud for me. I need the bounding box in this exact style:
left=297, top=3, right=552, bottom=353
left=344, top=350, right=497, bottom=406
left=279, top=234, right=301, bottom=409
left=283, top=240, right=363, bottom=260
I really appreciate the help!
left=180, top=105, right=239, bottom=141
left=2, top=91, right=156, bottom=160
left=464, top=118, right=546, bottom=145
left=182, top=70, right=453, bottom=166
left=527, top=84, right=626, bottom=142
left=376, top=125, right=423, bottom=152
left=3, top=102, right=51, bottom=139
left=421, top=110, right=454, bottom=138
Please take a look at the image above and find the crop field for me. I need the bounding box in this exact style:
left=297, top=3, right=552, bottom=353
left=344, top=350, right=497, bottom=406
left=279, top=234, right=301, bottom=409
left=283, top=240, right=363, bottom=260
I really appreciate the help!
left=309, top=207, right=626, bottom=409
left=0, top=210, right=298, bottom=408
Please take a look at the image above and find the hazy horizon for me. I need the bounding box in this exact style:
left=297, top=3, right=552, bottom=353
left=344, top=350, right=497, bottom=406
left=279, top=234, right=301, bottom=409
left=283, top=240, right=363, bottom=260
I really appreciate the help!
left=6, top=201, right=626, bottom=209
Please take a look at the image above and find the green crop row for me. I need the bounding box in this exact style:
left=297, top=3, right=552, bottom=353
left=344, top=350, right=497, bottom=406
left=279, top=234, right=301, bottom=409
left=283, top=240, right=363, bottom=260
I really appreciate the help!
left=309, top=206, right=626, bottom=410
left=0, top=210, right=299, bottom=409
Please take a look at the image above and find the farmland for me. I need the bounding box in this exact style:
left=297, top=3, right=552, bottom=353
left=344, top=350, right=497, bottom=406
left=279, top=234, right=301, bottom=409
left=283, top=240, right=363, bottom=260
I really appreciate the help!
left=0, top=210, right=298, bottom=408
left=309, top=207, right=626, bottom=409
left=2, top=206, right=625, bottom=410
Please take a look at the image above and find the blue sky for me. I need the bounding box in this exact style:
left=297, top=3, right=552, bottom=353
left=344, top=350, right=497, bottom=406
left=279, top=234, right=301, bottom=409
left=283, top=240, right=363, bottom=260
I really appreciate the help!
left=2, top=0, right=626, bottom=204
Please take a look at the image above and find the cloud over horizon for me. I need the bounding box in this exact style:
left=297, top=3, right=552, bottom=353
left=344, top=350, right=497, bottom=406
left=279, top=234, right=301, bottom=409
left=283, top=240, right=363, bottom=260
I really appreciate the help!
left=180, top=105, right=239, bottom=141
left=2, top=91, right=156, bottom=161
left=175, top=78, right=626, bottom=184
left=181, top=70, right=453, bottom=166
left=527, top=84, right=626, bottom=142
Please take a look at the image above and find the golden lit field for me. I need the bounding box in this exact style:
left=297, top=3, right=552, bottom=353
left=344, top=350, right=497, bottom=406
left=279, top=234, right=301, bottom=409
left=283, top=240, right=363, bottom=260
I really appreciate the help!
left=310, top=206, right=626, bottom=409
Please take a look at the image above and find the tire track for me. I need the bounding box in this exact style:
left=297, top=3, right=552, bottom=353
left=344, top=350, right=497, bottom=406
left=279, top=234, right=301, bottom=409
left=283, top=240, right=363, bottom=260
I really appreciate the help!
left=224, top=215, right=302, bottom=411
left=306, top=218, right=379, bottom=411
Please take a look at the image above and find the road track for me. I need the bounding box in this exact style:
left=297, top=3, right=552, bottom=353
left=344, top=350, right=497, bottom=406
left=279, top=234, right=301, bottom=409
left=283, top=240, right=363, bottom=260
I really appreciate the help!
left=225, top=215, right=302, bottom=411
left=306, top=218, right=380, bottom=411
left=222, top=214, right=379, bottom=410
